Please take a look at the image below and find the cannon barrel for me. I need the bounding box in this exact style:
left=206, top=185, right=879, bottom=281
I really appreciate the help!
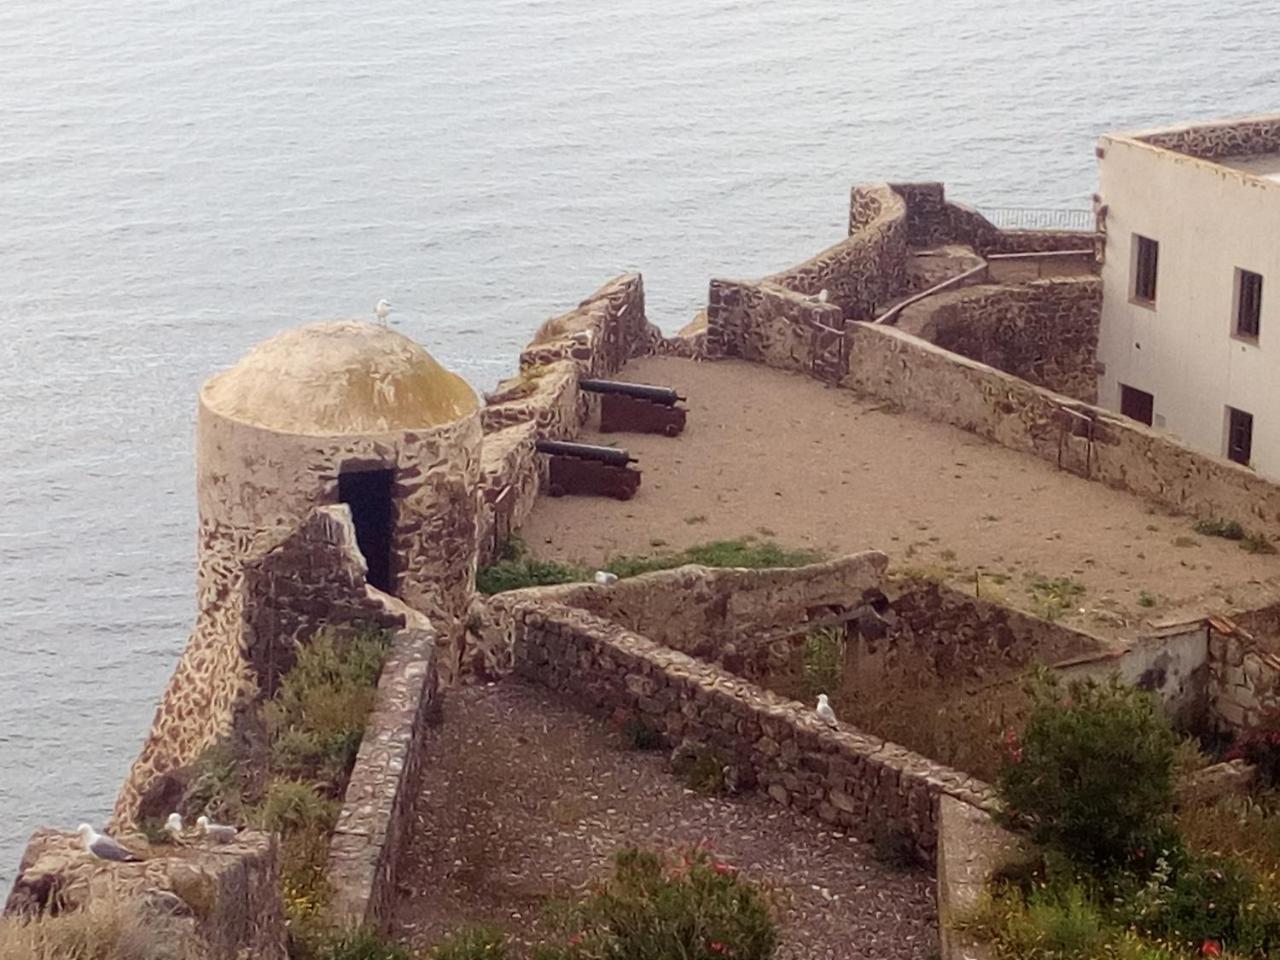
left=535, top=439, right=637, bottom=467
left=579, top=378, right=684, bottom=406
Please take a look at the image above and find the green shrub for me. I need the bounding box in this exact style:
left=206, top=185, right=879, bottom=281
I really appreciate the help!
left=477, top=538, right=823, bottom=595
left=800, top=627, right=845, bottom=700
left=476, top=538, right=591, bottom=594
left=1024, top=576, right=1086, bottom=622
left=671, top=743, right=730, bottom=795
left=997, top=672, right=1179, bottom=872
left=534, top=847, right=777, bottom=960
left=604, top=539, right=821, bottom=580
left=255, top=778, right=339, bottom=834
left=429, top=927, right=508, bottom=960
left=620, top=716, right=665, bottom=751
left=183, top=740, right=247, bottom=823
left=291, top=927, right=411, bottom=960
left=1193, top=518, right=1246, bottom=541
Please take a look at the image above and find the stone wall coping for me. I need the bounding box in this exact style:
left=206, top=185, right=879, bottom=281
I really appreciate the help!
left=327, top=626, right=440, bottom=930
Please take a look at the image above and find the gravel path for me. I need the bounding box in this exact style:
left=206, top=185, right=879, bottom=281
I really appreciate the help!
left=393, top=681, right=937, bottom=959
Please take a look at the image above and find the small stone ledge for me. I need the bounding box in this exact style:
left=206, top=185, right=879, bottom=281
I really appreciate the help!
left=327, top=626, right=441, bottom=931
left=936, top=796, right=1029, bottom=960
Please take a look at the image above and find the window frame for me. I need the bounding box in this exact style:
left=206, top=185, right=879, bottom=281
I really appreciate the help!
left=1119, top=384, right=1155, bottom=427
left=1131, top=234, right=1159, bottom=307
left=1234, top=268, right=1263, bottom=342
left=1225, top=406, right=1254, bottom=467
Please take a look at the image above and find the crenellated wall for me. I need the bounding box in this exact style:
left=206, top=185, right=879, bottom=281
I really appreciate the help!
left=894, top=277, right=1102, bottom=402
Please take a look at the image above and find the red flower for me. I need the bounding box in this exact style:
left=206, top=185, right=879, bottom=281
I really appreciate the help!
left=708, top=942, right=727, bottom=955
left=1202, top=940, right=1222, bottom=956
left=568, top=931, right=586, bottom=946
left=713, top=861, right=736, bottom=875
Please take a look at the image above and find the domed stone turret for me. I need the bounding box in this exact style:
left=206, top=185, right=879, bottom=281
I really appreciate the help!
left=201, top=321, right=478, bottom=435
left=115, top=320, right=482, bottom=823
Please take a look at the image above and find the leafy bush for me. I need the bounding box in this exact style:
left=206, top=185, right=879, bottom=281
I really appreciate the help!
left=264, top=627, right=390, bottom=787
left=997, top=672, right=1179, bottom=872
left=476, top=538, right=591, bottom=595
left=619, top=716, right=665, bottom=751
left=671, top=742, right=731, bottom=795
left=255, top=778, right=339, bottom=834
left=1024, top=576, right=1086, bottom=622
left=1193, top=518, right=1246, bottom=541
left=429, top=927, right=509, bottom=960
left=534, top=847, right=777, bottom=960
left=291, top=927, right=410, bottom=960
left=800, top=627, right=845, bottom=700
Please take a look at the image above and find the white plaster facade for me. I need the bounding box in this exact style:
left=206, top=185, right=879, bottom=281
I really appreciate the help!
left=1096, top=116, right=1280, bottom=480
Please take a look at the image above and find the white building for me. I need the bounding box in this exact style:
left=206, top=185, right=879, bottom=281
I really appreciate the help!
left=1096, top=115, right=1280, bottom=479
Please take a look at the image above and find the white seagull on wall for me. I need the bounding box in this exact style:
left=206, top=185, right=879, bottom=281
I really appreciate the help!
left=164, top=812, right=184, bottom=841
left=815, top=694, right=838, bottom=728
left=77, top=823, right=142, bottom=862
left=374, top=298, right=393, bottom=325
left=197, top=815, right=239, bottom=844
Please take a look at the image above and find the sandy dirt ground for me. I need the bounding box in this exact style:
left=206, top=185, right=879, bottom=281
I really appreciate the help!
left=519, top=356, right=1280, bottom=641
left=393, top=681, right=937, bottom=960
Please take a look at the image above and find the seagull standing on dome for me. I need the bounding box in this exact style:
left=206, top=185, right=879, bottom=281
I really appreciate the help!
left=815, top=694, right=838, bottom=728
left=77, top=823, right=142, bottom=862
left=374, top=298, right=392, bottom=326
left=593, top=571, right=618, bottom=585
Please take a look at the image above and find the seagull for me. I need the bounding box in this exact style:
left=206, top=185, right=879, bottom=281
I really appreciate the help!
left=77, top=823, right=141, bottom=862
left=816, top=288, right=830, bottom=303
left=815, top=694, right=838, bottom=728
left=374, top=298, right=392, bottom=326
left=196, top=816, right=238, bottom=844
left=593, top=571, right=618, bottom=585
left=164, top=812, right=184, bottom=841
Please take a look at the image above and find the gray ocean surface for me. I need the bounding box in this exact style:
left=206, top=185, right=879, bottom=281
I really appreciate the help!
left=1, top=0, right=1277, bottom=885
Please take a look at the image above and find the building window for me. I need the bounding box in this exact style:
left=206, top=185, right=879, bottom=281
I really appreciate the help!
left=1132, top=234, right=1159, bottom=304
left=1236, top=268, right=1263, bottom=340
left=1226, top=407, right=1254, bottom=466
left=1120, top=384, right=1154, bottom=426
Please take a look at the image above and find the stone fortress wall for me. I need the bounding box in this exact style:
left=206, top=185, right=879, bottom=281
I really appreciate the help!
left=20, top=164, right=1280, bottom=955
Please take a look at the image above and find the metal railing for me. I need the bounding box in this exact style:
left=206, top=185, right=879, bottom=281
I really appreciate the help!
left=978, top=207, right=1095, bottom=230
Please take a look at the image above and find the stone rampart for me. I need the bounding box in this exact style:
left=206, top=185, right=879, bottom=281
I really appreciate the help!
left=1208, top=624, right=1280, bottom=733
left=894, top=277, right=1102, bottom=402
left=509, top=599, right=996, bottom=860
left=843, top=322, right=1280, bottom=536
left=328, top=627, right=441, bottom=931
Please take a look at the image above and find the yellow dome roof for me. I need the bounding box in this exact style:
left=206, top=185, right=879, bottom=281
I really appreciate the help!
left=201, top=321, right=478, bottom=435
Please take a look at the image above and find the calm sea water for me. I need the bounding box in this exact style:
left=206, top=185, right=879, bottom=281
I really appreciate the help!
left=1, top=0, right=1276, bottom=885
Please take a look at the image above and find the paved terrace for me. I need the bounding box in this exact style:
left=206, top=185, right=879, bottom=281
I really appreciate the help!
left=522, top=356, right=1280, bottom=642
left=393, top=682, right=935, bottom=960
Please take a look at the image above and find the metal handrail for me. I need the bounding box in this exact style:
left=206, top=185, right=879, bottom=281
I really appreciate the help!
left=978, top=207, right=1095, bottom=230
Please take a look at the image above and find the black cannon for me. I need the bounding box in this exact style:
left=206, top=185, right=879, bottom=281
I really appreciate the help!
left=535, top=439, right=641, bottom=501
left=579, top=378, right=688, bottom=437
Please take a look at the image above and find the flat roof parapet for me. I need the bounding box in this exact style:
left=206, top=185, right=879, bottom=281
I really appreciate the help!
left=1126, top=113, right=1280, bottom=165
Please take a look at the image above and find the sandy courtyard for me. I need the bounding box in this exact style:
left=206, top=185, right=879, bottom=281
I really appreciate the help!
left=520, top=356, right=1280, bottom=640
